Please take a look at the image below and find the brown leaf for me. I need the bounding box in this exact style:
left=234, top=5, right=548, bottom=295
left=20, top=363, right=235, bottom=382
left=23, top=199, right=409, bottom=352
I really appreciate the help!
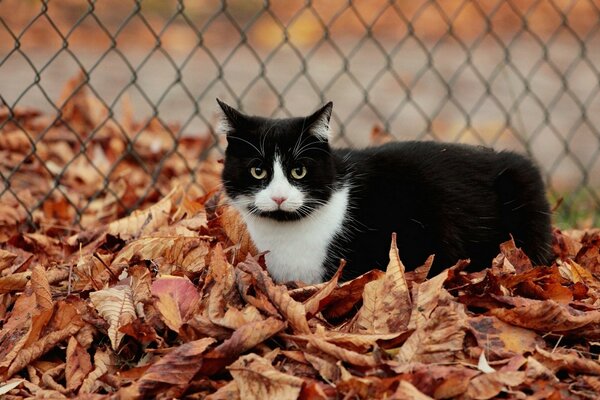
left=219, top=205, right=257, bottom=263
left=65, top=337, right=92, bottom=392
left=0, top=271, right=31, bottom=294
left=396, top=297, right=467, bottom=363
left=353, top=234, right=411, bottom=334
left=205, top=380, right=240, bottom=400
left=119, top=319, right=158, bottom=345
left=200, top=317, right=286, bottom=375
left=7, top=313, right=83, bottom=378
left=467, top=316, right=543, bottom=358
left=89, top=285, right=137, bottom=350
left=112, top=236, right=210, bottom=274
left=134, top=337, right=216, bottom=397
left=552, top=228, right=583, bottom=259
left=392, top=380, right=434, bottom=400
left=107, top=185, right=181, bottom=240
left=306, top=335, right=377, bottom=367
left=303, top=260, right=345, bottom=318
left=0, top=249, right=17, bottom=272
left=534, top=346, right=600, bottom=375
left=31, top=265, right=53, bottom=311
left=238, top=255, right=311, bottom=334
left=491, top=297, right=600, bottom=338
left=466, top=371, right=526, bottom=400
left=322, top=269, right=384, bottom=320
left=206, top=244, right=255, bottom=330
left=0, top=289, right=37, bottom=373
left=408, top=269, right=449, bottom=331
left=304, top=353, right=339, bottom=382
left=79, top=348, right=115, bottom=394
left=228, top=353, right=304, bottom=400
left=305, top=328, right=404, bottom=353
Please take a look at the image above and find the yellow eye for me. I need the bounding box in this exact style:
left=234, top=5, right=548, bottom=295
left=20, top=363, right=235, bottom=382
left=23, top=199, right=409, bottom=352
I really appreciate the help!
left=291, top=165, right=307, bottom=179
left=250, top=166, right=267, bottom=180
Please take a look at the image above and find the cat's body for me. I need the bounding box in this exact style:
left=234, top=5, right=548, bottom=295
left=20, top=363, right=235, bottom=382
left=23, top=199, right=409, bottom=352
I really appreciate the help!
left=219, top=100, right=553, bottom=283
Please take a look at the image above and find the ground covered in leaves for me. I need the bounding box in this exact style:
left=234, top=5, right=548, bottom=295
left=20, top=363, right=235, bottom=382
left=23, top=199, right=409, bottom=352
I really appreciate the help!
left=2, top=79, right=600, bottom=399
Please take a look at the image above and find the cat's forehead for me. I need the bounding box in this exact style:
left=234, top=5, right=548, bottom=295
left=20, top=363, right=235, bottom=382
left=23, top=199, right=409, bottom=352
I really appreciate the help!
left=247, top=117, right=311, bottom=151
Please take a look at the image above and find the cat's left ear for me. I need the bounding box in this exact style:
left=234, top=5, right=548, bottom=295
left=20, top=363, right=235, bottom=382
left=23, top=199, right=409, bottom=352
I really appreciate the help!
left=216, top=98, right=246, bottom=135
left=306, top=101, right=333, bottom=141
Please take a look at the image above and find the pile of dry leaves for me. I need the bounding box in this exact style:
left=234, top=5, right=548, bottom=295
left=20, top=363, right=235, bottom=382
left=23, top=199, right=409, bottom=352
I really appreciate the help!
left=1, top=78, right=600, bottom=399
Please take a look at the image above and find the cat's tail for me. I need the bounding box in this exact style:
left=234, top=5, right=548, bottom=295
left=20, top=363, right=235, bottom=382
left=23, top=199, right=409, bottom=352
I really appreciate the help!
left=494, top=152, right=553, bottom=265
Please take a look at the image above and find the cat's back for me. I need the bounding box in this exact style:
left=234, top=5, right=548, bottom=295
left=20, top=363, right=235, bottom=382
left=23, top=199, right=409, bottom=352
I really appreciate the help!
left=330, top=140, right=552, bottom=276
left=335, top=140, right=504, bottom=177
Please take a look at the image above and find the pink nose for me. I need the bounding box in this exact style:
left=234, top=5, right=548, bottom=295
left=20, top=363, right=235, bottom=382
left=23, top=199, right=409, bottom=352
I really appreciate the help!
left=272, top=197, right=287, bottom=206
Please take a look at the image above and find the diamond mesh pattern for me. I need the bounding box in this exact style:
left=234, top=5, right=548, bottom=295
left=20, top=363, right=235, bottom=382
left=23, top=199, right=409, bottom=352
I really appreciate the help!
left=1, top=0, right=599, bottom=228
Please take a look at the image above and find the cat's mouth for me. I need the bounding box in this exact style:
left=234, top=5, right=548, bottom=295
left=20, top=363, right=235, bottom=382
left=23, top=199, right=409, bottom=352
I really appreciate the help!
left=252, top=208, right=308, bottom=222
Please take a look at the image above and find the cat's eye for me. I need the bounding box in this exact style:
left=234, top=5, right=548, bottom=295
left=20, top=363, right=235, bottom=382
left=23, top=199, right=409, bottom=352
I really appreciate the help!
left=291, top=165, right=307, bottom=180
left=250, top=166, right=267, bottom=180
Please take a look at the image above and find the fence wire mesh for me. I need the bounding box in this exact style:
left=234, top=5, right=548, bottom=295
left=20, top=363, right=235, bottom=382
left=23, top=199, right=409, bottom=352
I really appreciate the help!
left=0, top=0, right=599, bottom=230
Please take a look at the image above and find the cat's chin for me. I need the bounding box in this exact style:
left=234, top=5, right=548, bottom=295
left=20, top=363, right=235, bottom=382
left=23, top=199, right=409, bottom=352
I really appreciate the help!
left=254, top=209, right=308, bottom=222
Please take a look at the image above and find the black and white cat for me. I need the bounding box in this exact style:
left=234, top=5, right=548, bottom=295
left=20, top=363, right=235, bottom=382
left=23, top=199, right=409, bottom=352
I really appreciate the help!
left=219, top=100, right=553, bottom=284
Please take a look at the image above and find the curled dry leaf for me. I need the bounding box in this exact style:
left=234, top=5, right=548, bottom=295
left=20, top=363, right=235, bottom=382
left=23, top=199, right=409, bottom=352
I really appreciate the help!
left=0, top=248, right=17, bottom=272
left=466, top=371, right=526, bottom=400
left=393, top=380, right=434, bottom=400
left=306, top=336, right=377, bottom=367
left=31, top=265, right=53, bottom=311
left=7, top=312, right=83, bottom=378
left=65, top=336, right=93, bottom=392
left=218, top=205, right=257, bottom=263
left=89, top=285, right=137, bottom=350
left=238, top=255, right=311, bottom=334
left=200, top=317, right=287, bottom=376
left=0, top=271, right=31, bottom=294
left=107, top=185, right=181, bottom=240
left=133, top=337, right=216, bottom=398
left=228, top=353, right=304, bottom=400
left=491, top=297, right=600, bottom=339
left=79, top=348, right=115, bottom=395
left=303, top=259, right=345, bottom=318
left=534, top=346, right=600, bottom=376
left=112, top=236, right=210, bottom=274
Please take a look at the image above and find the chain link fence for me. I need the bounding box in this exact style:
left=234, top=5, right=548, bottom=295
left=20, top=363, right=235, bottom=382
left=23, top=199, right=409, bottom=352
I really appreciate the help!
left=1, top=0, right=599, bottom=230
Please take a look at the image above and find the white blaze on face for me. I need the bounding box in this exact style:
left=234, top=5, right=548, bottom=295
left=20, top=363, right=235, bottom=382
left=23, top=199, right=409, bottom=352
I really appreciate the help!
left=254, top=157, right=304, bottom=212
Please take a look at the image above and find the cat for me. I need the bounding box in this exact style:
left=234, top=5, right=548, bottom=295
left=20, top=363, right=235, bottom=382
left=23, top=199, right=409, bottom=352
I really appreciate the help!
left=218, top=99, right=553, bottom=284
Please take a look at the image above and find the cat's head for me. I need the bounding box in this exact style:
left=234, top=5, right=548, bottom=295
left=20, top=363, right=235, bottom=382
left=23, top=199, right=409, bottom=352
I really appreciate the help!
left=218, top=99, right=336, bottom=222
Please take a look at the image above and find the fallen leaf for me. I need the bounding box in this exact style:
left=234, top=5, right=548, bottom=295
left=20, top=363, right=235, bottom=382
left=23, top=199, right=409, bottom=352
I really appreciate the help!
left=65, top=336, right=93, bottom=392
left=353, top=234, right=411, bottom=334
left=466, top=371, right=526, bottom=400
left=238, top=255, right=310, bottom=334
left=134, top=337, right=216, bottom=397
left=393, top=380, right=435, bottom=400
left=491, top=297, right=600, bottom=338
left=152, top=275, right=199, bottom=331
left=89, top=285, right=137, bottom=350
left=228, top=353, right=303, bottom=400
left=467, top=316, right=543, bottom=359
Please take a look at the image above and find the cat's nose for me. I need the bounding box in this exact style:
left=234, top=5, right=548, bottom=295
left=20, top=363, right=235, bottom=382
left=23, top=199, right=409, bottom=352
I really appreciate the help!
left=272, top=196, right=287, bottom=206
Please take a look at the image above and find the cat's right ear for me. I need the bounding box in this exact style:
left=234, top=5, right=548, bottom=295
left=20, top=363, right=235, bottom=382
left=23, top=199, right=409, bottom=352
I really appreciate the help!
left=216, top=98, right=245, bottom=135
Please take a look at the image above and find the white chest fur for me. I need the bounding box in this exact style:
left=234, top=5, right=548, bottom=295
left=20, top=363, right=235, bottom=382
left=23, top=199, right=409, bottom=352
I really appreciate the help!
left=242, top=187, right=349, bottom=284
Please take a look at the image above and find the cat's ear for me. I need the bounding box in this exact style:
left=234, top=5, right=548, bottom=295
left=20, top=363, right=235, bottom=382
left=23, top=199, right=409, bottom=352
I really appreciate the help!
left=306, top=101, right=333, bottom=141
left=216, top=98, right=246, bottom=135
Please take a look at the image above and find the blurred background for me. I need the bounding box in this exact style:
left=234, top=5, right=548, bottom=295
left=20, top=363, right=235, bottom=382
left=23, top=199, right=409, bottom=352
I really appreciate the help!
left=0, top=0, right=599, bottom=229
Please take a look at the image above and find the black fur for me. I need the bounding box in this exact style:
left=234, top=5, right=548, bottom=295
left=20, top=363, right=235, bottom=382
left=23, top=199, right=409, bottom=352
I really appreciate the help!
left=220, top=100, right=553, bottom=281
